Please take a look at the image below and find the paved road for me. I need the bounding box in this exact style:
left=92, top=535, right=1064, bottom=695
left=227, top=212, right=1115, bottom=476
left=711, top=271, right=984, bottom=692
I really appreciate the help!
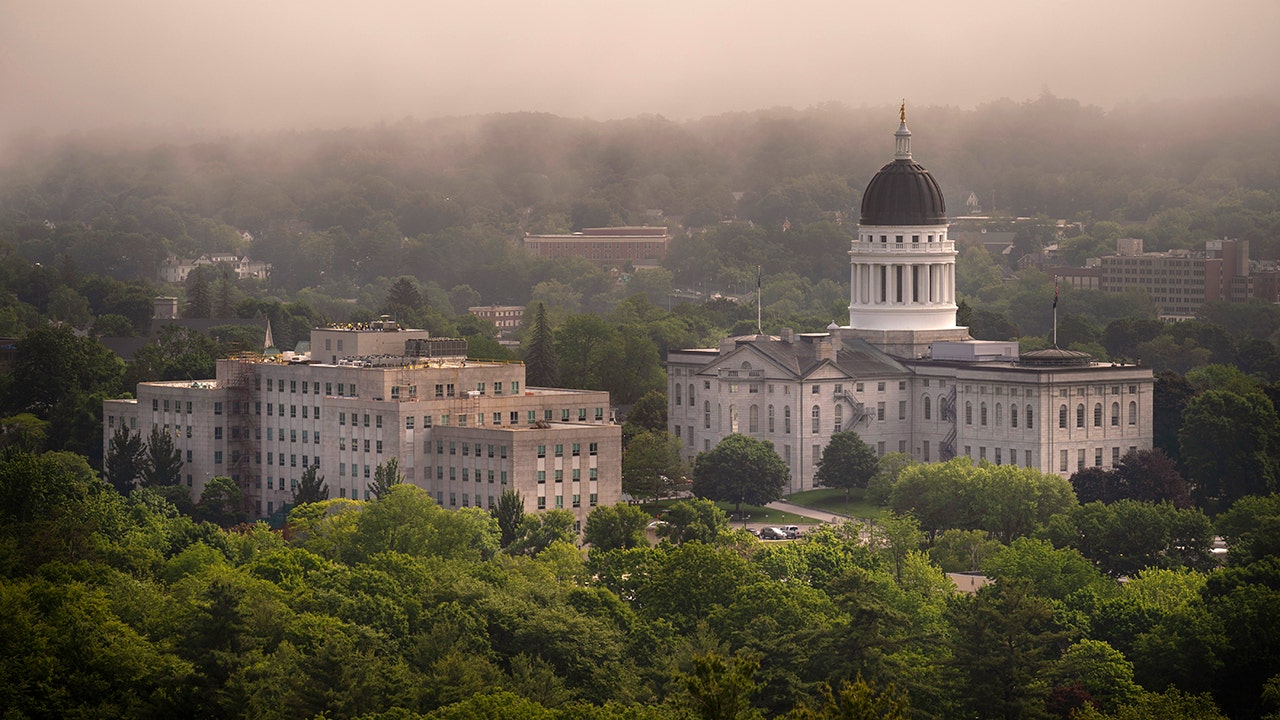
left=765, top=499, right=851, bottom=524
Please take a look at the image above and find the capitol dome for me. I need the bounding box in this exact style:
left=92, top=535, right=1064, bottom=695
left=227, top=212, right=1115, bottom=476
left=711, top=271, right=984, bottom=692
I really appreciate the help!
left=859, top=158, right=947, bottom=226
left=859, top=108, right=946, bottom=226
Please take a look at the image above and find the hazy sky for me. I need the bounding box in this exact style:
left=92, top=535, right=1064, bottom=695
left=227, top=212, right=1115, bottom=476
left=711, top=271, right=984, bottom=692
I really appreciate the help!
left=3, top=0, right=1278, bottom=138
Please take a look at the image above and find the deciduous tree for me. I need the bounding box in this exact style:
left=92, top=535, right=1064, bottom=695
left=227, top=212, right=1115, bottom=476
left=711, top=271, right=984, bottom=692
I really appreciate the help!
left=693, top=434, right=789, bottom=518
left=815, top=431, right=879, bottom=509
left=583, top=503, right=651, bottom=552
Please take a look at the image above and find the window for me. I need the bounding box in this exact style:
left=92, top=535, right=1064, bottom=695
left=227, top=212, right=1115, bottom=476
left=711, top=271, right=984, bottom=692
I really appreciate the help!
left=834, top=405, right=842, bottom=433
left=376, top=415, right=382, bottom=428
left=811, top=405, right=820, bottom=434
left=995, top=403, right=1003, bottom=427
left=406, top=416, right=414, bottom=429
left=784, top=406, right=791, bottom=434
left=812, top=385, right=820, bottom=395
left=965, top=402, right=973, bottom=425
left=675, top=384, right=682, bottom=405
left=877, top=402, right=885, bottom=421
left=768, top=405, right=775, bottom=433
left=214, top=401, right=222, bottom=415
left=589, top=442, right=598, bottom=455
left=537, top=445, right=546, bottom=458
left=980, top=402, right=988, bottom=426
left=1128, top=401, right=1137, bottom=425
left=1093, top=403, right=1102, bottom=427
left=1026, top=405, right=1033, bottom=429
left=215, top=451, right=225, bottom=464
left=214, top=426, right=223, bottom=440
left=1076, top=404, right=1085, bottom=428
left=923, top=395, right=931, bottom=420
left=555, top=444, right=564, bottom=458
left=1110, top=402, right=1120, bottom=426
left=898, top=400, right=906, bottom=420
left=1060, top=450, right=1068, bottom=472
left=537, top=497, right=546, bottom=510
left=704, top=401, right=711, bottom=429
left=1059, top=405, right=1068, bottom=429
left=1011, top=404, right=1018, bottom=428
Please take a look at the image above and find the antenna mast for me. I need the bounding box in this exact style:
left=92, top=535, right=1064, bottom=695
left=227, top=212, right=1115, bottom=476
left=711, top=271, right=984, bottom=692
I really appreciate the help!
left=756, top=266, right=763, bottom=334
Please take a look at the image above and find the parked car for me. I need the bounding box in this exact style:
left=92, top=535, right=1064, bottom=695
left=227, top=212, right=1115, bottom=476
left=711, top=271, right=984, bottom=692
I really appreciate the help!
left=780, top=525, right=801, bottom=539
left=758, top=527, right=788, bottom=540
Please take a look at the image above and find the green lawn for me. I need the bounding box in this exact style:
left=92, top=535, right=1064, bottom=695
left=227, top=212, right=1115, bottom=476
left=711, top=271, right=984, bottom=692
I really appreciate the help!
left=784, top=488, right=885, bottom=522
left=638, top=498, right=813, bottom=525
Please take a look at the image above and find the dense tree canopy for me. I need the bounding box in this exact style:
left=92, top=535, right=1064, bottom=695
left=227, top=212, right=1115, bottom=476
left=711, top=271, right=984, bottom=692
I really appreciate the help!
left=692, top=434, right=789, bottom=516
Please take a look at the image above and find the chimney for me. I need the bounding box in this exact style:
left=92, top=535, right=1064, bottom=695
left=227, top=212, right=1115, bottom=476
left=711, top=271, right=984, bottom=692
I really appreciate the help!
left=780, top=327, right=794, bottom=343
left=153, top=296, right=179, bottom=320
left=817, top=336, right=837, bottom=364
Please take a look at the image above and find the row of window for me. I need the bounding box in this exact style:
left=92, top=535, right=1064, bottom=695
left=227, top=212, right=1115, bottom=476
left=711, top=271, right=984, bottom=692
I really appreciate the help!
left=1058, top=446, right=1138, bottom=472
left=265, top=378, right=357, bottom=397
left=537, top=468, right=598, bottom=482
left=437, top=441, right=513, bottom=458
left=433, top=381, right=519, bottom=398
left=1056, top=402, right=1139, bottom=429
left=962, top=402, right=1035, bottom=429
left=535, top=443, right=598, bottom=458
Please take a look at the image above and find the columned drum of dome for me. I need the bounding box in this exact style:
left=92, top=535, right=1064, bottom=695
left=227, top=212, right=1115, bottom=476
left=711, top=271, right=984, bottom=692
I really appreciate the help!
left=849, top=110, right=960, bottom=334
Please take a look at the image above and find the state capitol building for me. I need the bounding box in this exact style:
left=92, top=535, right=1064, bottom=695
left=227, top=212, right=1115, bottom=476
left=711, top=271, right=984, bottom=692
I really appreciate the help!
left=667, top=110, right=1154, bottom=493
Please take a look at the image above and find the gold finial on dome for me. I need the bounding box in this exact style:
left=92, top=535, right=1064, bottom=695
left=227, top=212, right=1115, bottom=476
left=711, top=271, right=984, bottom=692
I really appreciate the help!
left=900, top=100, right=906, bottom=124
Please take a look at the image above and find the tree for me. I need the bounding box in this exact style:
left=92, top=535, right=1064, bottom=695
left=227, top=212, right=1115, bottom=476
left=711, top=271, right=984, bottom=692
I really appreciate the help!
left=947, top=579, right=1073, bottom=720
left=657, top=498, right=731, bottom=545
left=293, top=464, right=329, bottom=506
left=626, top=389, right=668, bottom=434
left=491, top=489, right=526, bottom=548
left=0, top=413, right=48, bottom=454
left=583, top=503, right=651, bottom=551
left=1153, top=371, right=1194, bottom=467
left=1179, top=389, right=1280, bottom=511
left=197, top=475, right=243, bottom=526
left=368, top=457, right=403, bottom=500
left=673, top=652, right=764, bottom=720
left=103, top=423, right=142, bottom=495
left=139, top=424, right=183, bottom=488
left=622, top=430, right=685, bottom=501
left=185, top=265, right=214, bottom=319
left=507, top=509, right=576, bottom=557
left=693, top=434, right=789, bottom=518
left=815, top=431, right=879, bottom=510
left=524, top=303, right=557, bottom=387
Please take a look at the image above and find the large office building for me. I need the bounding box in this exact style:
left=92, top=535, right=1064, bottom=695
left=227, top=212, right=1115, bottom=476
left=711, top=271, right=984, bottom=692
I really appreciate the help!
left=668, top=110, right=1154, bottom=491
left=105, top=321, right=621, bottom=526
left=1097, top=237, right=1251, bottom=319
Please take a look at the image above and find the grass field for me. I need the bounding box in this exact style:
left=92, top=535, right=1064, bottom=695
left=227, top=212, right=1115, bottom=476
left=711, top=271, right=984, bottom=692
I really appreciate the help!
left=784, top=488, right=884, bottom=522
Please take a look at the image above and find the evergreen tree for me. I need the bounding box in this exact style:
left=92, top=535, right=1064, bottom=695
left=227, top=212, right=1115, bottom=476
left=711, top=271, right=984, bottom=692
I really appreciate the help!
left=293, top=464, right=329, bottom=505
left=369, top=457, right=403, bottom=500
left=185, top=266, right=213, bottom=319
left=524, top=303, right=558, bottom=387
left=491, top=488, right=526, bottom=548
left=103, top=423, right=143, bottom=495
left=139, top=424, right=183, bottom=487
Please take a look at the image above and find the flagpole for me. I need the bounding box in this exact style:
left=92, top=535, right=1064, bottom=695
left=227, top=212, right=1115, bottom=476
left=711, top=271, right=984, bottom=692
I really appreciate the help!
left=756, top=266, right=762, bottom=335
left=1052, top=277, right=1059, bottom=348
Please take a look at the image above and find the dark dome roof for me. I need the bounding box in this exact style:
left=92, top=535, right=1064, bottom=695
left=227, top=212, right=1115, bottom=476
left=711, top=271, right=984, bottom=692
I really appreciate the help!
left=859, top=159, right=947, bottom=226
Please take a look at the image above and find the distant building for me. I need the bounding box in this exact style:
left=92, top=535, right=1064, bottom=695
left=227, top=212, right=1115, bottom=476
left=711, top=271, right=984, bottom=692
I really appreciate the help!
left=1098, top=237, right=1251, bottom=319
left=468, top=305, right=526, bottom=334
left=160, top=254, right=272, bottom=284
left=105, top=322, right=621, bottom=526
left=523, top=226, right=670, bottom=267
left=668, top=112, right=1153, bottom=490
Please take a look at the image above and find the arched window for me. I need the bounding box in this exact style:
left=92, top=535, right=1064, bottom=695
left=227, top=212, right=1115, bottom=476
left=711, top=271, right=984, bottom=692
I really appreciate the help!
left=1076, top=404, right=1085, bottom=428
left=768, top=405, right=775, bottom=433
left=812, top=405, right=821, bottom=434
left=1010, top=404, right=1019, bottom=428
left=1128, top=401, right=1137, bottom=426
left=689, top=384, right=694, bottom=404
left=1059, top=405, right=1068, bottom=429
left=980, top=402, right=988, bottom=426
left=704, top=400, right=711, bottom=429
left=749, top=405, right=759, bottom=433
left=784, top=406, right=792, bottom=434
left=730, top=405, right=739, bottom=433
left=1110, top=402, right=1120, bottom=427
left=1093, top=403, right=1102, bottom=427
left=834, top=405, right=843, bottom=433
left=675, top=383, right=682, bottom=405
left=923, top=395, right=932, bottom=420
left=965, top=401, right=973, bottom=425
left=995, top=403, right=1003, bottom=427
left=1026, top=405, right=1034, bottom=429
